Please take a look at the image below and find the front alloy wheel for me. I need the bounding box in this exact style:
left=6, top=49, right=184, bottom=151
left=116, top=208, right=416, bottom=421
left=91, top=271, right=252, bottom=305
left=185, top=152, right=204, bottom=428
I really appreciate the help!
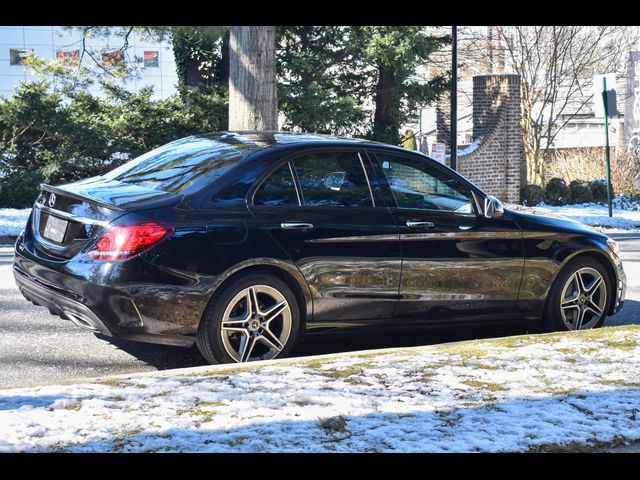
left=544, top=257, right=611, bottom=332
left=559, top=267, right=607, bottom=330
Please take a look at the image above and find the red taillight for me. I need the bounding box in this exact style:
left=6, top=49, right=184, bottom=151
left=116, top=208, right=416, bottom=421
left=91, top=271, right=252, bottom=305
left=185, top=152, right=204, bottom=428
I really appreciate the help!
left=86, top=222, right=174, bottom=261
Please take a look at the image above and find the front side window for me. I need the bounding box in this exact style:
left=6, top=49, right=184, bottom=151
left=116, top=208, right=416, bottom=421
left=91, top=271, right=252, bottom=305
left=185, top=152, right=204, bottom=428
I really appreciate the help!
left=292, top=152, right=373, bottom=208
left=253, top=163, right=298, bottom=206
left=376, top=153, right=475, bottom=213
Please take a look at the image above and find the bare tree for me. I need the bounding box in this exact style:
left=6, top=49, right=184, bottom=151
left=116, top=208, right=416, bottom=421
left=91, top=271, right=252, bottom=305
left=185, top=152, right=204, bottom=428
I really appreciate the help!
left=490, top=26, right=637, bottom=185
left=228, top=26, right=277, bottom=131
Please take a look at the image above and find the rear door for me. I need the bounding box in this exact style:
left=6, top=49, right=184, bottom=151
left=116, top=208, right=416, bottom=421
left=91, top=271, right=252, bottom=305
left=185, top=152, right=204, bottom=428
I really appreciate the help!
left=248, top=149, right=402, bottom=322
left=369, top=150, right=525, bottom=321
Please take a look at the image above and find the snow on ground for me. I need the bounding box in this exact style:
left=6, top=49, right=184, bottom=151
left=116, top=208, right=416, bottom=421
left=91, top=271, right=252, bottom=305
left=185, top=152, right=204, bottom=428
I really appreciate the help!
left=537, top=203, right=640, bottom=231
left=0, top=208, right=30, bottom=237
left=1, top=326, right=640, bottom=453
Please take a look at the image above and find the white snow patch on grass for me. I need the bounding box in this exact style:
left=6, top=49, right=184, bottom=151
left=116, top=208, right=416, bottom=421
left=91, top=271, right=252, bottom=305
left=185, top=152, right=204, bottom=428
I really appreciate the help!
left=1, top=326, right=640, bottom=453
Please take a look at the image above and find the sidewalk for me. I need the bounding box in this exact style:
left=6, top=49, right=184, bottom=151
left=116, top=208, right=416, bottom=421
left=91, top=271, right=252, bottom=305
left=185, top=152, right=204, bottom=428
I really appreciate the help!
left=1, top=326, right=639, bottom=453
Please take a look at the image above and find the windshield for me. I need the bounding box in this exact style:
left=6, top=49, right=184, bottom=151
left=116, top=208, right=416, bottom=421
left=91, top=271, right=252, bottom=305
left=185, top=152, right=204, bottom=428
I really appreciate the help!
left=103, top=136, right=244, bottom=194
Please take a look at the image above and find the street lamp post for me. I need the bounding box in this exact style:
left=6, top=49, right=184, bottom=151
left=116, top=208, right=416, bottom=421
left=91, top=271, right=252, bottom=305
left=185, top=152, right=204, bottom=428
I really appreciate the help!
left=450, top=25, right=458, bottom=171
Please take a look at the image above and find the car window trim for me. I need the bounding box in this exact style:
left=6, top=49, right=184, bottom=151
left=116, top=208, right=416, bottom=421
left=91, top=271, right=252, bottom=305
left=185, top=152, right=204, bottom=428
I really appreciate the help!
left=358, top=152, right=376, bottom=208
left=288, top=161, right=303, bottom=206
left=250, top=159, right=302, bottom=208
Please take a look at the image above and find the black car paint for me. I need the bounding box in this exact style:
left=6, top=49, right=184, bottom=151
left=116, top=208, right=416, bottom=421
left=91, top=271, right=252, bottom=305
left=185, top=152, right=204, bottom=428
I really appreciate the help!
left=13, top=132, right=626, bottom=348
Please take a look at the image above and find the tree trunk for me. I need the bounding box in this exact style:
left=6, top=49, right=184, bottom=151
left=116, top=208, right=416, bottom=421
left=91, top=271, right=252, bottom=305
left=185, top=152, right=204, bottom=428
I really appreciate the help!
left=219, top=30, right=230, bottom=86
left=372, top=64, right=401, bottom=145
left=228, top=26, right=277, bottom=131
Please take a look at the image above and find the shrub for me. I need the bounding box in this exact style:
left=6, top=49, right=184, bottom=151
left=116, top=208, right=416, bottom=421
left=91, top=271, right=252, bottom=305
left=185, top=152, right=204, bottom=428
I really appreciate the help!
left=0, top=171, right=43, bottom=208
left=569, top=180, right=593, bottom=204
left=0, top=81, right=228, bottom=208
left=590, top=179, right=610, bottom=203
left=545, top=147, right=640, bottom=196
left=520, top=184, right=545, bottom=206
left=545, top=177, right=571, bottom=206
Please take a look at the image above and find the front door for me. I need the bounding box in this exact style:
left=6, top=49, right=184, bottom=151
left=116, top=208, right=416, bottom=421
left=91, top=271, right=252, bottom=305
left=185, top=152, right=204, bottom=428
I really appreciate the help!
left=369, top=150, right=525, bottom=322
left=248, top=149, right=402, bottom=323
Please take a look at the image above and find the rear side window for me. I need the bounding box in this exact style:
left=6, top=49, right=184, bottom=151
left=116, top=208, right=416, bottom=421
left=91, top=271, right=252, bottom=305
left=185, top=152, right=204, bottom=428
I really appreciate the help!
left=104, top=137, right=243, bottom=194
left=253, top=163, right=299, bottom=206
left=292, top=152, right=373, bottom=207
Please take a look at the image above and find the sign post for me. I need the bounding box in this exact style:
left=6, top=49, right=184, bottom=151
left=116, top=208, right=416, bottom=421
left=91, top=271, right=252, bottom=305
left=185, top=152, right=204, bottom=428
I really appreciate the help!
left=602, top=76, right=613, bottom=218
left=431, top=143, right=446, bottom=163
left=593, top=73, right=617, bottom=218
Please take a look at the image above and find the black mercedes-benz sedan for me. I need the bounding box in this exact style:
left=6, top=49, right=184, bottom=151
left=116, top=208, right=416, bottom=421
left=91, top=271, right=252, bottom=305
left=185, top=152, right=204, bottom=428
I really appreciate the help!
left=13, top=132, right=626, bottom=364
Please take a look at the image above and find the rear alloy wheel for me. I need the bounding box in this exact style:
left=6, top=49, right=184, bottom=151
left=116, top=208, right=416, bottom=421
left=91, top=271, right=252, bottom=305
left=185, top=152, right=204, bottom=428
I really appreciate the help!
left=221, top=285, right=292, bottom=362
left=544, top=258, right=611, bottom=332
left=197, top=274, right=300, bottom=364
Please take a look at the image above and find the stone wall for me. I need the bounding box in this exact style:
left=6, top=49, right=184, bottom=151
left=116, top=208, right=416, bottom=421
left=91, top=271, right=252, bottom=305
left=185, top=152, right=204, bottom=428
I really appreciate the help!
left=437, top=74, right=525, bottom=204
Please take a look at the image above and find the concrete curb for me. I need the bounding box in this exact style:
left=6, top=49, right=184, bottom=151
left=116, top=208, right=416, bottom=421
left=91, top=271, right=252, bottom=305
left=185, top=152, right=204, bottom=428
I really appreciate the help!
left=1, top=337, right=479, bottom=392
left=7, top=327, right=635, bottom=392
left=0, top=236, right=16, bottom=245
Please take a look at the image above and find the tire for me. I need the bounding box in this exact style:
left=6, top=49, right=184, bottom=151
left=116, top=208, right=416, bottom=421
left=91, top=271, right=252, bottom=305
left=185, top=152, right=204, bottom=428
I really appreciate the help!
left=196, top=273, right=301, bottom=364
left=543, top=257, right=612, bottom=332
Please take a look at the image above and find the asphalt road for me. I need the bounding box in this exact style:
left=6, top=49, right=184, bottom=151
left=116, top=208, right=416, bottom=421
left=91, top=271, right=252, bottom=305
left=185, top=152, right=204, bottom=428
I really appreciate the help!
left=1, top=233, right=638, bottom=389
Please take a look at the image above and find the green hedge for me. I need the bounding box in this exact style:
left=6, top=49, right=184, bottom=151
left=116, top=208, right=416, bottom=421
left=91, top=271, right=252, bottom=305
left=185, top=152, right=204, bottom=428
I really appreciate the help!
left=544, top=178, right=571, bottom=206
left=0, top=81, right=227, bottom=208
left=520, top=184, right=545, bottom=206
left=569, top=180, right=593, bottom=204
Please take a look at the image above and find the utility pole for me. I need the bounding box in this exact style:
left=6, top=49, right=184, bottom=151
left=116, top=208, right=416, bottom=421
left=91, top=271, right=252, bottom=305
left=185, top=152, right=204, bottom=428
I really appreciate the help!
left=450, top=25, right=458, bottom=171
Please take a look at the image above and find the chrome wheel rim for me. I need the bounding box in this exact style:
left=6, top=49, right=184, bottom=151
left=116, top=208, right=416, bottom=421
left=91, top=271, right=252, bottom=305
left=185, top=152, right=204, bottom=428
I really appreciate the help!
left=560, top=267, right=607, bottom=330
left=220, top=285, right=292, bottom=363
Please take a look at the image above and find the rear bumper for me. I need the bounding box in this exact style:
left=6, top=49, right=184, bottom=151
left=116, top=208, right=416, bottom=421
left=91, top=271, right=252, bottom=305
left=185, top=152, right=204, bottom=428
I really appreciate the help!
left=14, top=266, right=112, bottom=335
left=13, top=249, right=196, bottom=348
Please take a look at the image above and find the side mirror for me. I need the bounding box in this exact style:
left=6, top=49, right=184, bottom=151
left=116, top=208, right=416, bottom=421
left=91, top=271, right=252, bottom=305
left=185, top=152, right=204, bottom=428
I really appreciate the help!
left=482, top=195, right=504, bottom=219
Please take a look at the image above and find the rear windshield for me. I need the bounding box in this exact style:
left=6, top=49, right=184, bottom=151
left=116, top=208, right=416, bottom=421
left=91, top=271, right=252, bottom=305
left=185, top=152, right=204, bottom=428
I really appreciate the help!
left=103, top=136, right=244, bottom=194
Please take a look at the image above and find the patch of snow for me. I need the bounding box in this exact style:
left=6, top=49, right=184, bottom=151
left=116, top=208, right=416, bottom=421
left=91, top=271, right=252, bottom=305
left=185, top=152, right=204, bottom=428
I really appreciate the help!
left=0, top=209, right=31, bottom=237
left=458, top=137, right=483, bottom=156
left=535, top=203, right=640, bottom=232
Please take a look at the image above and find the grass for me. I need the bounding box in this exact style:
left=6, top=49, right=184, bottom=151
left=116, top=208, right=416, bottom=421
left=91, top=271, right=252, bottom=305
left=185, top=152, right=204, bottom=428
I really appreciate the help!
left=63, top=401, right=82, bottom=411
left=527, top=435, right=632, bottom=453
left=461, top=380, right=507, bottom=392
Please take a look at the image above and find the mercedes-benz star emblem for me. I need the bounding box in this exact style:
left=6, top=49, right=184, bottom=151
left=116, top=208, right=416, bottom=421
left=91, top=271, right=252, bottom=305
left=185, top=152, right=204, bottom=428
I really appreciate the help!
left=48, top=193, right=56, bottom=208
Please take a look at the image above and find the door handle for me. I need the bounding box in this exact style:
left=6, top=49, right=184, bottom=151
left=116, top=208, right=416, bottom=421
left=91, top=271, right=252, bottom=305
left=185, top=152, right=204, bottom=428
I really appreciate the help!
left=281, top=222, right=314, bottom=230
left=406, top=220, right=434, bottom=228
left=458, top=225, right=473, bottom=230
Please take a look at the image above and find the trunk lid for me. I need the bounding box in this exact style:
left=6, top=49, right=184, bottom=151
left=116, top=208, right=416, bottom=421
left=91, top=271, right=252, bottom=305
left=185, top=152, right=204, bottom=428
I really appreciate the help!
left=30, top=176, right=182, bottom=259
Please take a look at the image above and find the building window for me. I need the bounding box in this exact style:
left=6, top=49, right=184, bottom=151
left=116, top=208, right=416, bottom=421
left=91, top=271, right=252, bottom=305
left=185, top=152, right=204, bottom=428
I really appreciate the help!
left=101, top=49, right=125, bottom=67
left=143, top=51, right=159, bottom=67
left=56, top=49, right=80, bottom=66
left=10, top=48, right=33, bottom=66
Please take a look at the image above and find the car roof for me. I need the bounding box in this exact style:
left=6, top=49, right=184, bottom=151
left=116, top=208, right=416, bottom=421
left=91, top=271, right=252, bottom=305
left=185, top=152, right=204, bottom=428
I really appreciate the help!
left=190, top=131, right=411, bottom=157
